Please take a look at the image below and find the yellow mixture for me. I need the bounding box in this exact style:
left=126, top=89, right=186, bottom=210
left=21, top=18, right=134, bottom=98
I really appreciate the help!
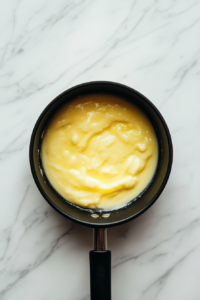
left=42, top=94, right=158, bottom=210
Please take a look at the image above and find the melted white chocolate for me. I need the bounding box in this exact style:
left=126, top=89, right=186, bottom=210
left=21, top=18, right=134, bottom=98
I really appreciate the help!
left=42, top=94, right=158, bottom=209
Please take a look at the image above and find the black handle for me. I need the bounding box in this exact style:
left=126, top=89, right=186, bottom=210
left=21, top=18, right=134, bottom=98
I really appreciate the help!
left=89, top=250, right=111, bottom=300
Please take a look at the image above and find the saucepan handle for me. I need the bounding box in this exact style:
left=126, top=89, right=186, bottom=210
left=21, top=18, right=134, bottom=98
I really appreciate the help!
left=89, top=250, right=111, bottom=300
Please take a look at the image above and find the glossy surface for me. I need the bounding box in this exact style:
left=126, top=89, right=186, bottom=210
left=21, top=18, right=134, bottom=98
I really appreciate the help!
left=42, top=94, right=158, bottom=209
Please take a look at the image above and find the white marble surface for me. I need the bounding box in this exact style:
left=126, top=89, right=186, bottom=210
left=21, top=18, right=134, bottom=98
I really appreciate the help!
left=0, top=0, right=200, bottom=299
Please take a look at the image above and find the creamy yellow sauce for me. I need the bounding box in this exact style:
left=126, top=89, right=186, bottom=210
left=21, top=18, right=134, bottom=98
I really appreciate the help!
left=42, top=94, right=158, bottom=210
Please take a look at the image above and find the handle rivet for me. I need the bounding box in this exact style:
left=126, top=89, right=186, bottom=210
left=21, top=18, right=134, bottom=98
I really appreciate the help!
left=91, top=214, right=99, bottom=218
left=102, top=214, right=110, bottom=218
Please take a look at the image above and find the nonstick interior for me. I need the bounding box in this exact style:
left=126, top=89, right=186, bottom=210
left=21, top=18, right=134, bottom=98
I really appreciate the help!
left=29, top=81, right=173, bottom=227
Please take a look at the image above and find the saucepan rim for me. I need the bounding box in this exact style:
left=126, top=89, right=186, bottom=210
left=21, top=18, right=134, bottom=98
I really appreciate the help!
left=29, top=81, right=173, bottom=227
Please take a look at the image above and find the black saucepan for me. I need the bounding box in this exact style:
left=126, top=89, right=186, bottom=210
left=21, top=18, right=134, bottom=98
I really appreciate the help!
left=29, top=81, right=173, bottom=300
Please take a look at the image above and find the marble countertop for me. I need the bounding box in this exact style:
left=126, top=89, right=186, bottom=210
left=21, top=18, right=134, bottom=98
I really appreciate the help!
left=1, top=0, right=200, bottom=299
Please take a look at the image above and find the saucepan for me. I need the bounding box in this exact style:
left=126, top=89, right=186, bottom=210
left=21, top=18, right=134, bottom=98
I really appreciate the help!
left=29, top=81, right=173, bottom=300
